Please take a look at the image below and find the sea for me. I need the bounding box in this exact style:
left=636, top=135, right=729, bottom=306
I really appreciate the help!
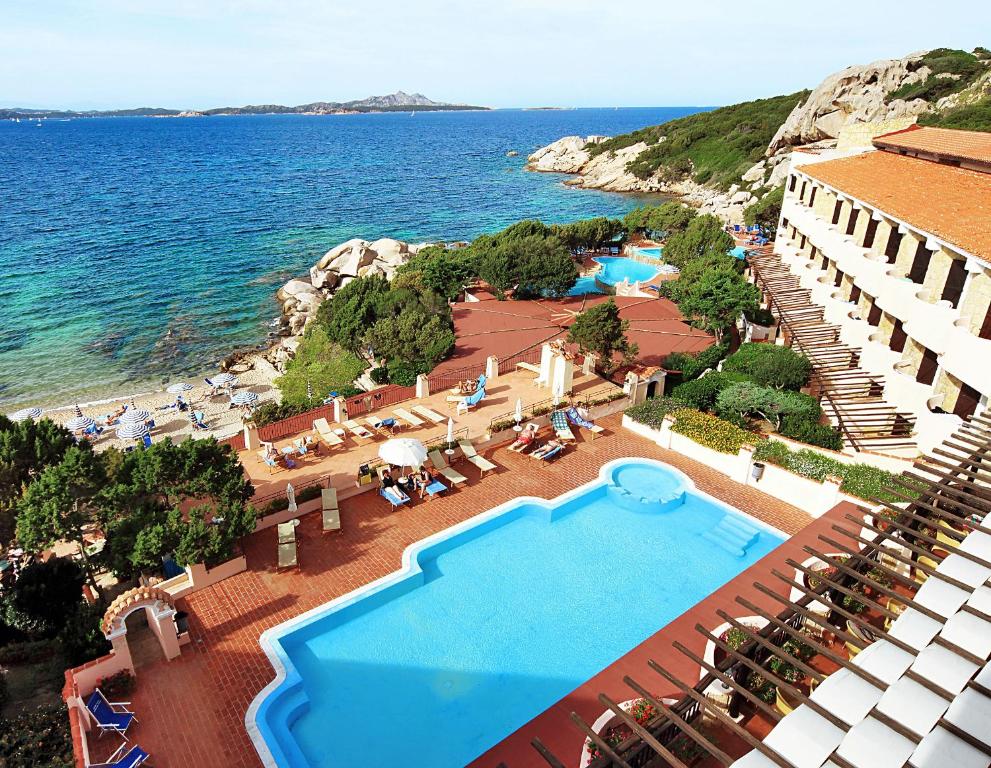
left=0, top=107, right=704, bottom=409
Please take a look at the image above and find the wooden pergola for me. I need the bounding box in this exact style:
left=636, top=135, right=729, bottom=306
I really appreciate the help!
left=519, top=414, right=991, bottom=768
left=747, top=250, right=916, bottom=453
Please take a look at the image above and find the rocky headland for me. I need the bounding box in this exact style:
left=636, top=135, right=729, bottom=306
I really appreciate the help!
left=527, top=49, right=991, bottom=222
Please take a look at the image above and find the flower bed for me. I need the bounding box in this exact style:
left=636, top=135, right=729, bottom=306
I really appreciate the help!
left=586, top=698, right=657, bottom=761
left=669, top=409, right=754, bottom=454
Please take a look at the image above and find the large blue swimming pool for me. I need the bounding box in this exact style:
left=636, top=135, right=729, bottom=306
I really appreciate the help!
left=569, top=257, right=662, bottom=295
left=248, top=458, right=783, bottom=768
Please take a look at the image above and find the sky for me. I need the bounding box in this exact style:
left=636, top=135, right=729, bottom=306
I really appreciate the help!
left=2, top=0, right=989, bottom=110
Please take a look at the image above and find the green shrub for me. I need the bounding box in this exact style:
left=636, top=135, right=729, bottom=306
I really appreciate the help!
left=274, top=326, right=367, bottom=406
left=369, top=366, right=389, bottom=384
left=722, top=343, right=811, bottom=390
left=0, top=703, right=74, bottom=768
left=887, top=49, right=985, bottom=104
left=920, top=95, right=991, bottom=132
left=780, top=416, right=843, bottom=450
left=386, top=359, right=423, bottom=387
left=0, top=638, right=58, bottom=665
left=624, top=397, right=689, bottom=429
left=745, top=307, right=776, bottom=327
left=840, top=464, right=906, bottom=504
left=672, top=372, right=750, bottom=411
left=670, top=409, right=756, bottom=454
left=753, top=439, right=790, bottom=465
left=57, top=602, right=111, bottom=667
left=744, top=185, right=784, bottom=233
left=663, top=343, right=729, bottom=382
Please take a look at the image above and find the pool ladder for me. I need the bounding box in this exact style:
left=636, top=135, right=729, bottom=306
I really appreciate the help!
left=701, top=515, right=760, bottom=557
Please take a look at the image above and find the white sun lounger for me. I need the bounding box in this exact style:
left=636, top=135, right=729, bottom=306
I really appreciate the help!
left=457, top=439, right=497, bottom=477
left=428, top=449, right=467, bottom=486
left=277, top=522, right=297, bottom=569
left=321, top=487, right=340, bottom=532
left=393, top=408, right=425, bottom=428
left=313, top=418, right=344, bottom=447
left=343, top=419, right=375, bottom=442
left=411, top=405, right=446, bottom=424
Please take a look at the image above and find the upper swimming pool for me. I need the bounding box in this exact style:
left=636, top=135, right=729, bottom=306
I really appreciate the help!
left=248, top=458, right=784, bottom=768
left=568, top=257, right=662, bottom=295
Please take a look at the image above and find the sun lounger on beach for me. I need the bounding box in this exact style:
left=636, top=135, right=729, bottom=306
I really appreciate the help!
left=192, top=411, right=209, bottom=430
left=380, top=485, right=410, bottom=507
left=277, top=522, right=297, bottom=569
left=393, top=408, right=425, bottom=428
left=457, top=439, right=497, bottom=477
left=343, top=419, right=375, bottom=442
left=564, top=406, right=605, bottom=439
left=411, top=405, right=446, bottom=424
left=366, top=416, right=397, bottom=436
left=313, top=418, right=343, bottom=447
left=321, top=487, right=340, bottom=532
left=550, top=410, right=576, bottom=442
left=428, top=449, right=467, bottom=486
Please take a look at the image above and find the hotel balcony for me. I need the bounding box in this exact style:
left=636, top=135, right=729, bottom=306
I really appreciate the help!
left=940, top=319, right=991, bottom=393
left=875, top=275, right=957, bottom=354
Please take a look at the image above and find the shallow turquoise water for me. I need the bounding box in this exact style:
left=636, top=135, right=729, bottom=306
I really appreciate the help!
left=632, top=245, right=663, bottom=258
left=254, top=460, right=782, bottom=767
left=0, top=108, right=706, bottom=408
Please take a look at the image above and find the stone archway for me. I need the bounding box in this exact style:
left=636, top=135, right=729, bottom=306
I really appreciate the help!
left=102, top=586, right=183, bottom=671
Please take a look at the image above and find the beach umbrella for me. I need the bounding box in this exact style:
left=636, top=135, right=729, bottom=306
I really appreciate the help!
left=9, top=407, right=42, bottom=422
left=167, top=382, right=193, bottom=394
left=212, top=372, right=238, bottom=386
left=231, top=391, right=259, bottom=406
left=66, top=405, right=95, bottom=432
left=378, top=438, right=428, bottom=471
left=445, top=417, right=455, bottom=454
left=116, top=422, right=150, bottom=440
left=287, top=483, right=297, bottom=514
left=119, top=407, right=151, bottom=424
left=514, top=398, right=523, bottom=431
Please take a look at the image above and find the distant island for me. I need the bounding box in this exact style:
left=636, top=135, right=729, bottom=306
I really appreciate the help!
left=0, top=91, right=489, bottom=120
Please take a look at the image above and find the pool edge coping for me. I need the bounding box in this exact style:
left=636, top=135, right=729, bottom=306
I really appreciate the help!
left=243, top=456, right=788, bottom=767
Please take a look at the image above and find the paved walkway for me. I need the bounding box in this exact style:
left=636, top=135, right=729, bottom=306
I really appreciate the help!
left=103, top=414, right=811, bottom=768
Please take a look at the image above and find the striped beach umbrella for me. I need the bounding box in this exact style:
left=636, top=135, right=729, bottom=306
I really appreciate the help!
left=119, top=407, right=151, bottom=424
left=116, top=422, right=150, bottom=441
left=212, top=373, right=238, bottom=386
left=9, top=407, right=42, bottom=422
left=167, top=382, right=193, bottom=394
left=231, top=391, right=259, bottom=406
left=66, top=405, right=95, bottom=432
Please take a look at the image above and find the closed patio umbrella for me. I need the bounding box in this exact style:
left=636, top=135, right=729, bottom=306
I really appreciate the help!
left=378, top=438, right=428, bottom=472
left=446, top=417, right=455, bottom=454
left=287, top=483, right=297, bottom=514
left=9, top=407, right=42, bottom=422
left=514, top=398, right=523, bottom=431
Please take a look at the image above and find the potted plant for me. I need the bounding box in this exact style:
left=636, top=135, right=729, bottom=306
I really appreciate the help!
left=769, top=635, right=816, bottom=715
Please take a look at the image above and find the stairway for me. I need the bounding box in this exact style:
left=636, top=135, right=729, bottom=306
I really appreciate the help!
left=701, top=515, right=760, bottom=557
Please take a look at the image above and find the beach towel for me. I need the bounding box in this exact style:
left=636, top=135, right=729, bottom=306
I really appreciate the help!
left=565, top=406, right=595, bottom=430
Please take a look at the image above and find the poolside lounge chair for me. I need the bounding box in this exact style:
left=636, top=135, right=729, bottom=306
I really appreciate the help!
left=516, top=361, right=541, bottom=375
left=456, top=387, right=485, bottom=416
left=428, top=449, right=468, bottom=486
left=380, top=485, right=410, bottom=507
left=550, top=410, right=576, bottom=442
left=393, top=407, right=425, bottom=428
left=564, top=406, right=605, bottom=439
left=507, top=423, right=541, bottom=453
left=321, top=487, right=340, bottom=532
left=457, top=439, right=497, bottom=477
left=343, top=419, right=375, bottom=442
left=411, top=404, right=446, bottom=424
left=277, top=522, right=297, bottom=569
left=89, top=744, right=150, bottom=768
left=313, top=418, right=344, bottom=447
left=530, top=441, right=565, bottom=463
left=366, top=415, right=398, bottom=436
left=85, top=689, right=137, bottom=737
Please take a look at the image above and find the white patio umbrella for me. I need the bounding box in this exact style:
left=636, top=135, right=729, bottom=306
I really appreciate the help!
left=445, top=417, right=455, bottom=455
left=119, top=407, right=151, bottom=424
left=287, top=483, right=297, bottom=514
left=212, top=372, right=238, bottom=386
left=9, top=407, right=42, bottom=422
left=514, top=398, right=523, bottom=431
left=378, top=438, right=428, bottom=472
left=231, top=391, right=259, bottom=406
left=552, top=377, right=565, bottom=406
left=116, top=422, right=150, bottom=440
left=65, top=405, right=95, bottom=432
left=167, top=382, right=193, bottom=394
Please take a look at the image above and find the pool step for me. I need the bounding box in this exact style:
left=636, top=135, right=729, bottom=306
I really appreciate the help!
left=702, top=516, right=760, bottom=557
left=606, top=484, right=685, bottom=513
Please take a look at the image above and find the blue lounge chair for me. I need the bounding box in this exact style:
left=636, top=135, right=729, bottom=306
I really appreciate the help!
left=457, top=387, right=485, bottom=415
left=85, top=689, right=137, bottom=737
left=380, top=486, right=410, bottom=507
left=565, top=406, right=606, bottom=439
left=476, top=373, right=487, bottom=390
left=192, top=411, right=209, bottom=430
left=141, top=433, right=152, bottom=449
left=89, top=744, right=150, bottom=768
left=532, top=443, right=564, bottom=462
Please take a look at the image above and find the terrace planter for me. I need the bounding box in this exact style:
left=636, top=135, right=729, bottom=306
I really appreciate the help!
left=775, top=685, right=801, bottom=716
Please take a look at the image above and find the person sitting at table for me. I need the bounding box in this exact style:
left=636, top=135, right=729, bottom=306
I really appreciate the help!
left=531, top=439, right=563, bottom=459
left=509, top=423, right=538, bottom=451
left=380, top=467, right=397, bottom=489
left=412, top=466, right=434, bottom=499
left=261, top=442, right=278, bottom=462
left=458, top=379, right=477, bottom=395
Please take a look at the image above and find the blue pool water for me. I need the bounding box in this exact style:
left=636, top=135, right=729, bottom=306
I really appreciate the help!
left=250, top=458, right=783, bottom=768
left=632, top=246, right=663, bottom=258
left=569, top=257, right=662, bottom=295
left=731, top=245, right=749, bottom=259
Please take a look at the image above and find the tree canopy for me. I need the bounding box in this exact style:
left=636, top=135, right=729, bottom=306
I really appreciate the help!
left=675, top=267, right=758, bottom=342
left=661, top=214, right=735, bottom=269
left=550, top=217, right=625, bottom=250
left=623, top=202, right=696, bottom=237
left=475, top=232, right=578, bottom=299
left=721, top=343, right=812, bottom=391
left=566, top=299, right=638, bottom=375
left=317, top=274, right=390, bottom=353
left=744, top=185, right=784, bottom=233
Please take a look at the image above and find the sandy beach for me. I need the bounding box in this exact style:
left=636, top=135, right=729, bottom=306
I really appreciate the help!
left=25, top=351, right=281, bottom=451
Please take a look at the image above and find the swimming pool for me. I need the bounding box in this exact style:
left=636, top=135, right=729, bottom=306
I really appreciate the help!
left=569, top=257, right=662, bottom=295
left=248, top=459, right=783, bottom=768
left=632, top=246, right=663, bottom=259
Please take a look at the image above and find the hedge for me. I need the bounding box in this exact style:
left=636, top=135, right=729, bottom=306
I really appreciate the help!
left=0, top=704, right=74, bottom=768
left=669, top=409, right=756, bottom=454
left=624, top=397, right=689, bottom=429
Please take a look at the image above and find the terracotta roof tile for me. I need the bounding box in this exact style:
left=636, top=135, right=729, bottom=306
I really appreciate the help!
left=799, top=150, right=991, bottom=264
left=874, top=125, right=991, bottom=166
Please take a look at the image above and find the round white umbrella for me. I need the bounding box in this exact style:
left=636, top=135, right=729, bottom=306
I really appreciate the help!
left=167, top=383, right=193, bottom=394
left=116, top=422, right=150, bottom=440
left=231, top=391, right=259, bottom=406
left=212, top=373, right=238, bottom=386
left=119, top=407, right=151, bottom=424
left=514, top=398, right=523, bottom=431
left=9, top=407, right=42, bottom=422
left=378, top=438, right=428, bottom=470
left=66, top=405, right=95, bottom=432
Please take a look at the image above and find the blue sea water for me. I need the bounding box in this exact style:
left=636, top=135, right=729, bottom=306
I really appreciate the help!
left=253, top=459, right=782, bottom=768
left=0, top=107, right=705, bottom=408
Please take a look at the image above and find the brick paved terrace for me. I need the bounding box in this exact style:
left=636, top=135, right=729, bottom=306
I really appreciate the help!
left=90, top=414, right=813, bottom=768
